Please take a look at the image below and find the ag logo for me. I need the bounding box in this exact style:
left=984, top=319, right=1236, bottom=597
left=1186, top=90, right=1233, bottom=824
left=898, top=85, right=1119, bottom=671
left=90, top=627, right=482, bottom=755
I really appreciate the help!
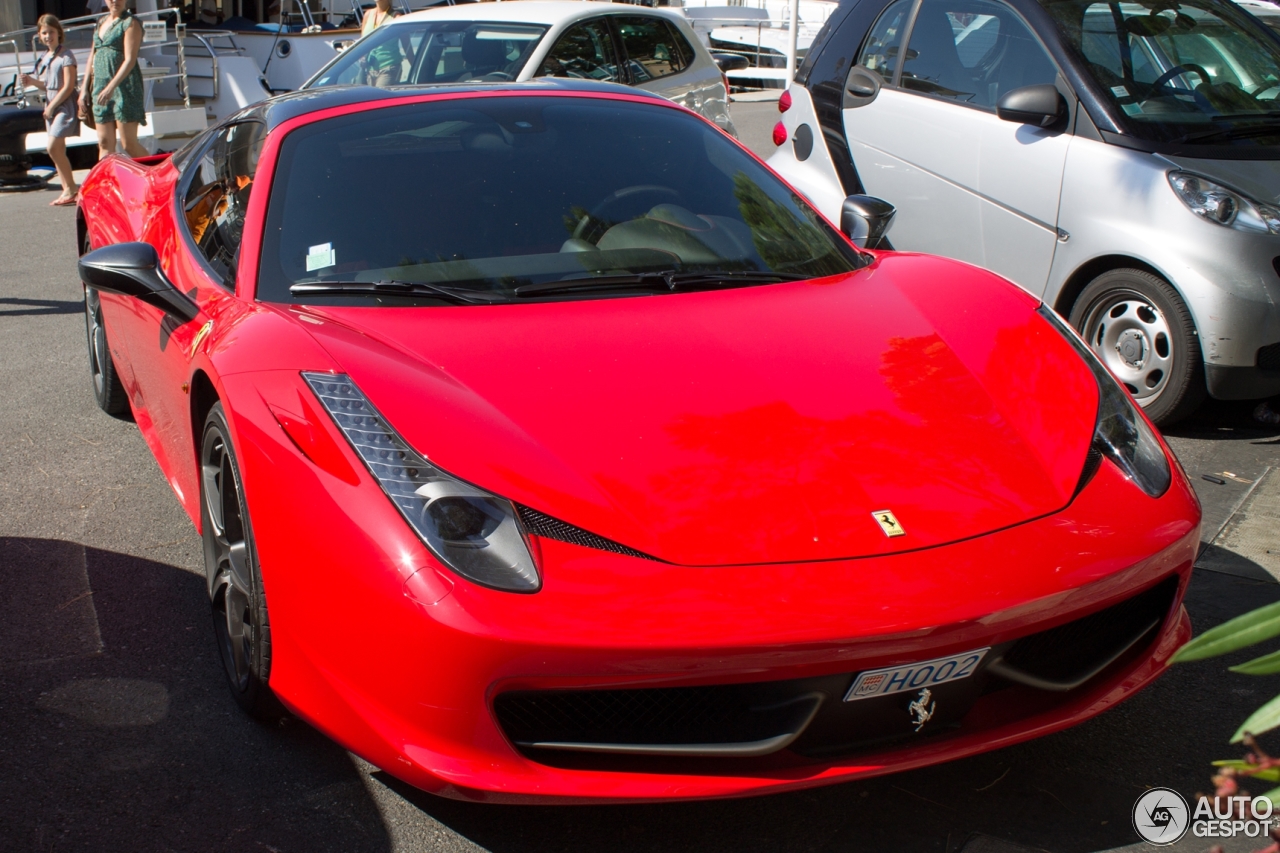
left=1132, top=788, right=1189, bottom=845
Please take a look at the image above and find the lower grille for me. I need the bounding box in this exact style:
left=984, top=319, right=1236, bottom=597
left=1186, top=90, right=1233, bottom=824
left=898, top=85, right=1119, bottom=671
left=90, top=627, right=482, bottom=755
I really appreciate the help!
left=495, top=576, right=1180, bottom=765
left=991, top=576, right=1178, bottom=691
left=1259, top=342, right=1280, bottom=372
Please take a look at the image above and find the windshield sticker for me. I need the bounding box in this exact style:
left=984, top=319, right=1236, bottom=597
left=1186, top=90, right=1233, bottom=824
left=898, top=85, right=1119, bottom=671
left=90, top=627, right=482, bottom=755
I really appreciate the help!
left=306, top=243, right=336, bottom=272
left=1111, top=85, right=1129, bottom=98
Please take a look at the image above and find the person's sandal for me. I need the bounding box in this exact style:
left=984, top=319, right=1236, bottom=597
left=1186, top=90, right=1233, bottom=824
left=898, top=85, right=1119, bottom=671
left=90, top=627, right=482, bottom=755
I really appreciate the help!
left=51, top=193, right=78, bottom=207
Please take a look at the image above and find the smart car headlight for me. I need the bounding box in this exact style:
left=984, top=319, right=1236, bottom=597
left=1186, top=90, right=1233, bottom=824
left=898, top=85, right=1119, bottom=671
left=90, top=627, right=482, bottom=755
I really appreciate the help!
left=1168, top=171, right=1280, bottom=235
left=302, top=373, right=540, bottom=592
left=1037, top=307, right=1171, bottom=498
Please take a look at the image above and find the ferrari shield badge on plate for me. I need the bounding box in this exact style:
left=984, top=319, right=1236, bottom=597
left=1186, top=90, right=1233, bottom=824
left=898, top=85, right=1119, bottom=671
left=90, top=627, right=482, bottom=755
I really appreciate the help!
left=872, top=509, right=905, bottom=537
left=845, top=648, right=990, bottom=702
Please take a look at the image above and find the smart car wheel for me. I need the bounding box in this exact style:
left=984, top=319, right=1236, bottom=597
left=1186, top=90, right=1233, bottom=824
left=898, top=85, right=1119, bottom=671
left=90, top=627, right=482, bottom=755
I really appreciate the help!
left=81, top=231, right=128, bottom=416
left=1069, top=268, right=1205, bottom=427
left=201, top=403, right=283, bottom=720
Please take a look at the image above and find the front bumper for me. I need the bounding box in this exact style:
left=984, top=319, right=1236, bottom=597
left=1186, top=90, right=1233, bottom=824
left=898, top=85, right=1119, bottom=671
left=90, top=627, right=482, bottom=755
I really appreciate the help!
left=224, top=371, right=1200, bottom=803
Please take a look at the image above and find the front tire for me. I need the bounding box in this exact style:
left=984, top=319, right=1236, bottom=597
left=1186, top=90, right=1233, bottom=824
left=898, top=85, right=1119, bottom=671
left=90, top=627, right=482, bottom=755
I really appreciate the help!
left=200, top=402, right=283, bottom=720
left=1069, top=268, right=1206, bottom=427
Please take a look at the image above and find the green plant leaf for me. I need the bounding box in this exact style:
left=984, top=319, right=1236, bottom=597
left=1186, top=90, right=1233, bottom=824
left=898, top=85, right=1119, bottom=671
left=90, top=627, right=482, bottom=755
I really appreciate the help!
left=1258, top=786, right=1280, bottom=803
left=1231, top=649, right=1280, bottom=675
left=1173, top=600, right=1280, bottom=663
left=1231, top=693, right=1280, bottom=743
left=1209, top=760, right=1280, bottom=781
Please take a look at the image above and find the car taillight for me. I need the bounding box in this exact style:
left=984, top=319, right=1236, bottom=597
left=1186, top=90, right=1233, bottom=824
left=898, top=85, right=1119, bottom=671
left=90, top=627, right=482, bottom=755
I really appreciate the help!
left=772, top=121, right=787, bottom=146
left=778, top=89, right=792, bottom=112
left=722, top=72, right=731, bottom=100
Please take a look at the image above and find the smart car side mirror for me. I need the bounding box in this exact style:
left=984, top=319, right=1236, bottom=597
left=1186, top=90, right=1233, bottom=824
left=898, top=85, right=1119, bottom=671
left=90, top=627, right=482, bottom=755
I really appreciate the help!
left=996, top=84, right=1067, bottom=129
left=840, top=195, right=896, bottom=249
left=79, top=242, right=200, bottom=324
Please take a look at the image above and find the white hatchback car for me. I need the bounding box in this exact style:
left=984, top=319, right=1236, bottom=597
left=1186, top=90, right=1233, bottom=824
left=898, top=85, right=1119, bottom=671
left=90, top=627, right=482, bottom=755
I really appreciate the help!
left=768, top=0, right=1280, bottom=425
left=303, top=1, right=736, bottom=136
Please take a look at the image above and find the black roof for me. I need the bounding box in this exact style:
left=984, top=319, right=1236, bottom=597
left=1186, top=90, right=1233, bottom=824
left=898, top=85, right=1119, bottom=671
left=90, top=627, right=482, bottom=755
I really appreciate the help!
left=234, top=79, right=667, bottom=132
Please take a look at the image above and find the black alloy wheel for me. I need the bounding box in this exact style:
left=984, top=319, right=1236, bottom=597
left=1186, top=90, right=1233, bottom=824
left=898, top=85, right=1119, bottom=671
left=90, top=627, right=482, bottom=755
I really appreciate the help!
left=201, top=403, right=283, bottom=719
left=81, top=232, right=128, bottom=416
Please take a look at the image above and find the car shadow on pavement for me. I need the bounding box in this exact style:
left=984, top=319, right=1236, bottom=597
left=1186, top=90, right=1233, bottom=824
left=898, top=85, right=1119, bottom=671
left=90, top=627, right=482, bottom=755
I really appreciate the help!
left=0, top=537, right=391, bottom=853
left=372, top=565, right=1280, bottom=853
left=0, top=296, right=83, bottom=317
left=1165, top=398, right=1280, bottom=442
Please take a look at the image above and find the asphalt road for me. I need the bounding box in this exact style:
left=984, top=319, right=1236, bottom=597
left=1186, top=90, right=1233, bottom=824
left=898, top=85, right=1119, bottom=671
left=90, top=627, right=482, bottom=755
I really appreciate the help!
left=2, top=108, right=1279, bottom=853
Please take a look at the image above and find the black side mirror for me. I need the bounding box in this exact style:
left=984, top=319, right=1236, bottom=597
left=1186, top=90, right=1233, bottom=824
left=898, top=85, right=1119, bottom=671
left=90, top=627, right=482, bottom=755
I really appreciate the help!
left=840, top=195, right=896, bottom=249
left=79, top=242, right=199, bottom=324
left=996, top=84, right=1067, bottom=129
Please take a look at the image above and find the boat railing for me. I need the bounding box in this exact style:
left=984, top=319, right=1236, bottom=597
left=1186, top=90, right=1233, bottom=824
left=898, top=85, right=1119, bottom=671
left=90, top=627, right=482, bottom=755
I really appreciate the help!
left=0, top=38, right=27, bottom=106
left=0, top=10, right=236, bottom=112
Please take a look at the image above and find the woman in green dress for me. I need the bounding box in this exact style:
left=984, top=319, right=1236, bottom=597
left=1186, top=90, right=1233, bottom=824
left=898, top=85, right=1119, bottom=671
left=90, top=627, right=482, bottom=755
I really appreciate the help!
left=79, top=0, right=147, bottom=159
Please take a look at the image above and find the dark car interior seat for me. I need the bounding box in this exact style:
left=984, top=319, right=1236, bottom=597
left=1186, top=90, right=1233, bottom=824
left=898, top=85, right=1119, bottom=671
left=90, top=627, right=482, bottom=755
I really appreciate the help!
left=458, top=32, right=510, bottom=80
left=900, top=8, right=978, bottom=101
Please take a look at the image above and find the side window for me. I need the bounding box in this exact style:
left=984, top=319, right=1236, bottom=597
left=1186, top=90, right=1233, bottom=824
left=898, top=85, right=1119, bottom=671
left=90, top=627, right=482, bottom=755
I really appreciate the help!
left=536, top=20, right=621, bottom=82
left=858, top=0, right=914, bottom=83
left=900, top=0, right=1058, bottom=109
left=182, top=121, right=266, bottom=286
left=616, top=15, right=688, bottom=83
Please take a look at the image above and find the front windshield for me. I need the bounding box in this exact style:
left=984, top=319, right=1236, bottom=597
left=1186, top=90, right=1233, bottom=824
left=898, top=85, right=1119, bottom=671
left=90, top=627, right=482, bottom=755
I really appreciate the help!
left=1040, top=0, right=1280, bottom=145
left=258, top=97, right=865, bottom=305
left=306, top=21, right=549, bottom=89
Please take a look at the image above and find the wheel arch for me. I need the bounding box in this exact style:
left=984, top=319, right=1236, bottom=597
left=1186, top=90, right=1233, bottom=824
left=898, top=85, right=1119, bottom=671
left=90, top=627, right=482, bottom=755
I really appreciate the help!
left=189, top=369, right=221, bottom=534
left=1053, top=255, right=1175, bottom=319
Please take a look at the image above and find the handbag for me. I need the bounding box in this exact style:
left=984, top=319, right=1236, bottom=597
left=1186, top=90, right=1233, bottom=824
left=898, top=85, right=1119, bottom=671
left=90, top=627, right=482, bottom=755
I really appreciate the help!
left=78, top=66, right=94, bottom=130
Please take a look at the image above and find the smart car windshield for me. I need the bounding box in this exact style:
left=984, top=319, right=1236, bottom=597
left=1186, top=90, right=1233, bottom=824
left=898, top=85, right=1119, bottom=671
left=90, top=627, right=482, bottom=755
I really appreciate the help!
left=305, top=21, right=549, bottom=89
left=1039, top=0, right=1280, bottom=145
left=258, top=97, right=866, bottom=305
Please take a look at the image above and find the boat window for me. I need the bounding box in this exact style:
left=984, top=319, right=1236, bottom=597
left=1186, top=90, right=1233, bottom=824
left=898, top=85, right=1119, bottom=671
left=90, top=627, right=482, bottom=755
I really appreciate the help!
left=899, top=0, right=1059, bottom=108
left=615, top=16, right=692, bottom=82
left=858, top=0, right=914, bottom=83
left=536, top=19, right=622, bottom=82
left=182, top=121, right=265, bottom=287
left=258, top=97, right=866, bottom=306
left=305, top=21, right=549, bottom=88
left=1039, top=0, right=1280, bottom=145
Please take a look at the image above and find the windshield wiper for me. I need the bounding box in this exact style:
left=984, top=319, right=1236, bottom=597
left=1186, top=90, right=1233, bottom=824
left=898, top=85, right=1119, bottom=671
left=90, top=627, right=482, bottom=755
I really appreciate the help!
left=289, top=279, right=500, bottom=305
left=1173, top=117, right=1280, bottom=145
left=513, top=270, right=801, bottom=298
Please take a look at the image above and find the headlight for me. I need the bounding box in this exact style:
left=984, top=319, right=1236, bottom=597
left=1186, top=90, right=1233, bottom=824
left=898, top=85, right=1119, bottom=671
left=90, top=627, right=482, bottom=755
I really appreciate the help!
left=1168, top=171, right=1280, bottom=235
left=302, top=373, right=541, bottom=593
left=1038, top=307, right=1171, bottom=498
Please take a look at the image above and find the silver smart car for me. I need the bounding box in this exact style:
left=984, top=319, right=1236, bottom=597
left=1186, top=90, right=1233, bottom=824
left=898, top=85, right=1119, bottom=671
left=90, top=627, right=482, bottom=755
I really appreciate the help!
left=769, top=0, right=1280, bottom=424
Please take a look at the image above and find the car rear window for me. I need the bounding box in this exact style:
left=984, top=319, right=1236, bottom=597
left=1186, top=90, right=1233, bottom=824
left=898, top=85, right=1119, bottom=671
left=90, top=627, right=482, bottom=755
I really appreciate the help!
left=257, top=96, right=864, bottom=305
left=616, top=16, right=694, bottom=82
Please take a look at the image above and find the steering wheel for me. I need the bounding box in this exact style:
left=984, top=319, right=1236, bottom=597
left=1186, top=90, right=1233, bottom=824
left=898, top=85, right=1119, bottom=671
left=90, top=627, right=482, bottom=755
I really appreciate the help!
left=1147, top=63, right=1211, bottom=96
left=480, top=70, right=513, bottom=81
left=572, top=185, right=680, bottom=243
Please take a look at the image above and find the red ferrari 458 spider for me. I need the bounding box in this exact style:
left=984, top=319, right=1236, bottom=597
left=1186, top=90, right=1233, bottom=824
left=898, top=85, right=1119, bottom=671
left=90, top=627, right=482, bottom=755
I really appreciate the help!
left=76, top=80, right=1200, bottom=803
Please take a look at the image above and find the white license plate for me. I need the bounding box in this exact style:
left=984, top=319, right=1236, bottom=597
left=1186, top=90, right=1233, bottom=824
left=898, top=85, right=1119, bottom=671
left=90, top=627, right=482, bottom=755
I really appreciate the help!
left=844, top=648, right=990, bottom=702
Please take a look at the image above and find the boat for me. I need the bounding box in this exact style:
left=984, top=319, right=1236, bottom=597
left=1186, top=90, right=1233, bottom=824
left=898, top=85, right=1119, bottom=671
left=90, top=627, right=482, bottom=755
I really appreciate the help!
left=678, top=0, right=836, bottom=89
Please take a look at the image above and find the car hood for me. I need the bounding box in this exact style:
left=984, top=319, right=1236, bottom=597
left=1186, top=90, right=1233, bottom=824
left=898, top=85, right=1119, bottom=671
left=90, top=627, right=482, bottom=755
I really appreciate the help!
left=291, top=253, right=1098, bottom=566
left=1162, top=154, right=1280, bottom=205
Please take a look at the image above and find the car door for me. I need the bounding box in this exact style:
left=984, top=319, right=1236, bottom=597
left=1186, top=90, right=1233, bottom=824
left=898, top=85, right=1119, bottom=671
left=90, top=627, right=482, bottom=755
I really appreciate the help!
left=533, top=17, right=623, bottom=83
left=121, top=121, right=266, bottom=511
left=841, top=0, right=1071, bottom=292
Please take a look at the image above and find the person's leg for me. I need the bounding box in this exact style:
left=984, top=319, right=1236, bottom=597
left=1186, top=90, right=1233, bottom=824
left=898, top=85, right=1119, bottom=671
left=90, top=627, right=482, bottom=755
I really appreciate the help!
left=48, top=137, right=77, bottom=201
left=119, top=122, right=147, bottom=159
left=96, top=121, right=117, bottom=160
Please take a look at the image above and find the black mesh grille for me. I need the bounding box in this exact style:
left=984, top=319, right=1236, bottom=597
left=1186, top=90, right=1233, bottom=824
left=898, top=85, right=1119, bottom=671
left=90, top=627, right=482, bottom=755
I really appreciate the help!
left=1259, top=342, right=1280, bottom=372
left=516, top=506, right=657, bottom=561
left=1001, top=576, right=1178, bottom=684
left=495, top=682, right=815, bottom=748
